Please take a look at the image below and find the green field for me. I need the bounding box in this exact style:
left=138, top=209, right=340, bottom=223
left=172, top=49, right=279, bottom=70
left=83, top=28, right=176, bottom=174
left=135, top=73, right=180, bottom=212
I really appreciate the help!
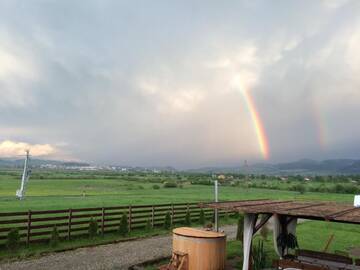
left=0, top=170, right=360, bottom=264
left=0, top=171, right=355, bottom=212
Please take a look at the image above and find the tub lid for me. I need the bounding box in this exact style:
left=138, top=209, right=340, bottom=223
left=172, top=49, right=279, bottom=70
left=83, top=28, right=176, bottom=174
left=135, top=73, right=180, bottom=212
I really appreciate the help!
left=173, top=227, right=226, bottom=238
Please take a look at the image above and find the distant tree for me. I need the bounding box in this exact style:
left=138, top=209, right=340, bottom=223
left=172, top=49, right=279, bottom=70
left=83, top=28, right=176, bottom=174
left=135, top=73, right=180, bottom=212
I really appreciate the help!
left=88, top=217, right=98, bottom=238
left=164, top=212, right=171, bottom=230
left=118, top=213, right=129, bottom=236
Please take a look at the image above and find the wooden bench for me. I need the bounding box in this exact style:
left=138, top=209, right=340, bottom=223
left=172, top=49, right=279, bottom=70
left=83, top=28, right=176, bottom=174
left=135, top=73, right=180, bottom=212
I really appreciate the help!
left=295, top=249, right=353, bottom=270
left=273, top=259, right=329, bottom=270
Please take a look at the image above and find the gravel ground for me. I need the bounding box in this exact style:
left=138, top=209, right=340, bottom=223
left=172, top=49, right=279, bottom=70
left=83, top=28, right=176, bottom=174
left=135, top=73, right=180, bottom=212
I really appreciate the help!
left=0, top=225, right=237, bottom=270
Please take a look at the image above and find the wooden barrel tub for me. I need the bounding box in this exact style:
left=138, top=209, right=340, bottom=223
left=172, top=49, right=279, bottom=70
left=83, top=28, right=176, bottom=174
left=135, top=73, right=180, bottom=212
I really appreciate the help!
left=172, top=227, right=226, bottom=270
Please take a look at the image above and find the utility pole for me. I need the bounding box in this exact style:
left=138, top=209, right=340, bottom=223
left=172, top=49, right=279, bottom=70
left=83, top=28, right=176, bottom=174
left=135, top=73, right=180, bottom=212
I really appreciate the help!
left=16, top=150, right=31, bottom=200
left=213, top=174, right=219, bottom=232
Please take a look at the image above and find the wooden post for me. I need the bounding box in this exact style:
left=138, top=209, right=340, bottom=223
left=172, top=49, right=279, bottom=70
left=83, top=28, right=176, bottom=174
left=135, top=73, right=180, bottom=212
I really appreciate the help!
left=27, top=210, right=31, bottom=245
left=101, top=207, right=105, bottom=235
left=171, top=204, right=174, bottom=225
left=151, top=205, right=155, bottom=228
left=68, top=208, right=72, bottom=240
left=128, top=205, right=132, bottom=232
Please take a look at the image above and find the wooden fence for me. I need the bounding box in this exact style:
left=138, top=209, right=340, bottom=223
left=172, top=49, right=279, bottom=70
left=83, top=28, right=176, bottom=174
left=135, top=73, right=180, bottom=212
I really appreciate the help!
left=0, top=203, right=229, bottom=245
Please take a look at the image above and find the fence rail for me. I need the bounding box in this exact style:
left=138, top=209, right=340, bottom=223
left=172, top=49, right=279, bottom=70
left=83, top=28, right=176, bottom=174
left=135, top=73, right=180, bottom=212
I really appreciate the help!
left=0, top=202, right=230, bottom=245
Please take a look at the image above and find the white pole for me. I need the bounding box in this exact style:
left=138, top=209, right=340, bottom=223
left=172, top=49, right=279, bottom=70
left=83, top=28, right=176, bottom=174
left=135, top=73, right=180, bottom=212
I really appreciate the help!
left=215, top=179, right=219, bottom=232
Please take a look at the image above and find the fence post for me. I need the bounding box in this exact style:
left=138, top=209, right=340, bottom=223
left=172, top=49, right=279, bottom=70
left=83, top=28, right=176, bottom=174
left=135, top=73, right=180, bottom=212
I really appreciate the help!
left=128, top=205, right=132, bottom=232
left=151, top=205, right=155, bottom=228
left=27, top=210, right=31, bottom=245
left=101, top=207, right=105, bottom=236
left=68, top=208, right=72, bottom=240
left=171, top=204, right=174, bottom=226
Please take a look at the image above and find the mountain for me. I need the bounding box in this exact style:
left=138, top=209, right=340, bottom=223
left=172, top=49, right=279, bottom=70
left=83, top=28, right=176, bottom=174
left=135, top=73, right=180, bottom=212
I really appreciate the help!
left=188, top=159, right=360, bottom=175
left=0, top=158, right=89, bottom=168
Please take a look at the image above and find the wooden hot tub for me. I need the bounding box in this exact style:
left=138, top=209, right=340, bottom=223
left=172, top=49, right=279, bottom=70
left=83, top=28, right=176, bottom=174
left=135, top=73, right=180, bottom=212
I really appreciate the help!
left=172, top=227, right=226, bottom=270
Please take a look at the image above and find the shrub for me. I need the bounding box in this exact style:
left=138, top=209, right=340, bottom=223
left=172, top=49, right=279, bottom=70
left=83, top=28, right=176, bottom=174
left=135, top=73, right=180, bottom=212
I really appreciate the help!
left=260, top=225, right=269, bottom=241
left=252, top=240, right=267, bottom=270
left=6, top=228, right=20, bottom=251
left=199, top=209, right=205, bottom=226
left=152, top=184, right=160, bottom=190
left=118, top=213, right=129, bottom=236
left=224, top=212, right=230, bottom=221
left=291, top=184, right=306, bottom=194
left=164, top=212, right=171, bottom=230
left=236, top=215, right=244, bottom=241
left=184, top=210, right=191, bottom=226
left=163, top=182, right=177, bottom=188
left=145, top=218, right=152, bottom=232
left=49, top=226, right=60, bottom=247
left=88, top=217, right=98, bottom=238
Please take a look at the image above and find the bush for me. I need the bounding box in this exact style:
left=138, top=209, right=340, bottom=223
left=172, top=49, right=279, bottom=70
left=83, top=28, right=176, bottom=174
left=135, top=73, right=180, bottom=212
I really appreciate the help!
left=118, top=213, right=129, bottom=236
left=291, top=184, right=306, bottom=194
left=152, top=184, right=160, bottom=190
left=49, top=226, right=60, bottom=247
left=164, top=212, right=171, bottom=230
left=184, top=210, right=191, bottom=226
left=260, top=225, right=269, bottom=241
left=236, top=215, right=244, bottom=241
left=163, top=182, right=177, bottom=188
left=88, top=218, right=98, bottom=238
left=6, top=228, right=20, bottom=251
left=145, top=218, right=152, bottom=232
left=199, top=209, right=205, bottom=226
left=252, top=240, right=267, bottom=270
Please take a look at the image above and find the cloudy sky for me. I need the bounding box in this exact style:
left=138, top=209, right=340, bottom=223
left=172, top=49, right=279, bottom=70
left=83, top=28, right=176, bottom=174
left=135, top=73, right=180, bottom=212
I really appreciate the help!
left=1, top=0, right=360, bottom=168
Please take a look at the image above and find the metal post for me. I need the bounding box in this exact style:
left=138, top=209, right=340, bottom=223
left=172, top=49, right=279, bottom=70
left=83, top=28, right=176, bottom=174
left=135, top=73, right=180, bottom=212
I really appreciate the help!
left=215, top=179, right=219, bottom=232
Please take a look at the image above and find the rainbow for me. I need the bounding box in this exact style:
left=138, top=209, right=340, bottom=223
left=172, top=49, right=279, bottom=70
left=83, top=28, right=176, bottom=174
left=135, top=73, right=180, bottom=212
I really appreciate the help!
left=242, top=89, right=270, bottom=159
left=231, top=74, right=270, bottom=159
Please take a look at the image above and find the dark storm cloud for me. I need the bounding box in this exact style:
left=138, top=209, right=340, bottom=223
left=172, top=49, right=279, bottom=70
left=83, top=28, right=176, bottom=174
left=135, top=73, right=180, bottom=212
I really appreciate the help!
left=0, top=0, right=360, bottom=167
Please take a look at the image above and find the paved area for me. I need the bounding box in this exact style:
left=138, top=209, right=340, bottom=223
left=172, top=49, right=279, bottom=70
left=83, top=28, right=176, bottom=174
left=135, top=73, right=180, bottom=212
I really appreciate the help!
left=0, top=225, right=237, bottom=270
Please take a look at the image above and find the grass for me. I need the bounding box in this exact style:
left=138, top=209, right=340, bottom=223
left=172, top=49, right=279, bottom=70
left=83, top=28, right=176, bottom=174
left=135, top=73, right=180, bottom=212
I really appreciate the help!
left=0, top=176, right=355, bottom=212
left=1, top=170, right=360, bottom=268
left=0, top=216, right=239, bottom=262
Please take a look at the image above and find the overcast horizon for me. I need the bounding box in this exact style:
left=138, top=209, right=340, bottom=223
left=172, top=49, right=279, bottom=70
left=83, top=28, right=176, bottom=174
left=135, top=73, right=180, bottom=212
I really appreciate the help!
left=1, top=0, right=360, bottom=169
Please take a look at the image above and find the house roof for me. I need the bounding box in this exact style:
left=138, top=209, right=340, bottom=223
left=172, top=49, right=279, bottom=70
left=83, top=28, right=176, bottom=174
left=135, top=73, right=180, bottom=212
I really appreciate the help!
left=200, top=199, right=360, bottom=224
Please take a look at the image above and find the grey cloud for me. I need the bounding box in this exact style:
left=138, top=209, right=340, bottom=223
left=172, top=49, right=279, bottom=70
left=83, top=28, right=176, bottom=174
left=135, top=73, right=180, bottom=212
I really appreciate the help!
left=0, top=0, right=360, bottom=167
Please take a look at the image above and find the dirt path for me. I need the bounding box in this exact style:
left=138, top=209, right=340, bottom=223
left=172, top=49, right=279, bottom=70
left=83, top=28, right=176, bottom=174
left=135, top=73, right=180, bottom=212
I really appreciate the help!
left=0, top=225, right=237, bottom=270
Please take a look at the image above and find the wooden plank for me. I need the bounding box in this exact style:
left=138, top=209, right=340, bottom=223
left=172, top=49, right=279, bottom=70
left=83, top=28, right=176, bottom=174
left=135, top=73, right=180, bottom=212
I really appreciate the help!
left=30, top=215, right=69, bottom=223
left=283, top=203, right=326, bottom=211
left=0, top=211, right=29, bottom=217
left=0, top=219, right=28, bottom=225
left=71, top=213, right=102, bottom=219
left=326, top=207, right=360, bottom=219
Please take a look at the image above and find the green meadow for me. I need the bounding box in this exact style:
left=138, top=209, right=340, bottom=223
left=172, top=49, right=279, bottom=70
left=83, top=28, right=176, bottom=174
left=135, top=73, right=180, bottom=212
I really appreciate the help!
left=1, top=169, right=360, bottom=265
left=0, top=171, right=355, bottom=212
